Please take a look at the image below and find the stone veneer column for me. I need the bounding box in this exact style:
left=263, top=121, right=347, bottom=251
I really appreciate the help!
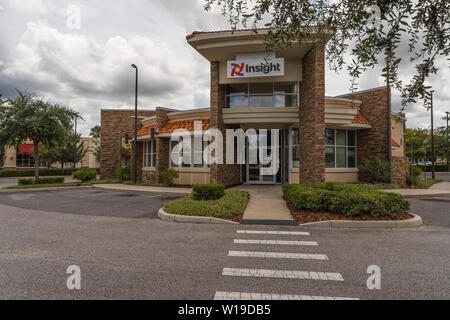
left=340, top=87, right=389, bottom=182
left=209, top=61, right=241, bottom=186
left=299, top=45, right=326, bottom=184
left=155, top=107, right=170, bottom=184
left=100, top=110, right=155, bottom=179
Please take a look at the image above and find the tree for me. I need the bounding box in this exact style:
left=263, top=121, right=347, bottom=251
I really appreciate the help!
left=406, top=128, right=429, bottom=163
left=90, top=125, right=101, bottom=162
left=204, top=0, right=449, bottom=110
left=0, top=91, right=81, bottom=180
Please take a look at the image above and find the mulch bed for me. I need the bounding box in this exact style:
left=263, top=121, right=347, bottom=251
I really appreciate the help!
left=227, top=214, right=244, bottom=224
left=286, top=201, right=414, bottom=225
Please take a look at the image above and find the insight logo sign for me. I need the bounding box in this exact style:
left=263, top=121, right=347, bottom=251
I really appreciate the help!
left=227, top=58, right=284, bottom=78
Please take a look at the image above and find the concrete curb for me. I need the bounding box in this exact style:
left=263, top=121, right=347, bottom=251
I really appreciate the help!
left=400, top=192, right=450, bottom=199
left=93, top=184, right=191, bottom=196
left=299, top=213, right=422, bottom=228
left=0, top=186, right=93, bottom=193
left=158, top=208, right=239, bottom=225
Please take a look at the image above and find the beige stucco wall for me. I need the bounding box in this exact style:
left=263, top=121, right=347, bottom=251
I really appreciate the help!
left=325, top=171, right=358, bottom=183
left=174, top=170, right=211, bottom=185
left=3, top=146, right=17, bottom=168
left=391, top=114, right=406, bottom=157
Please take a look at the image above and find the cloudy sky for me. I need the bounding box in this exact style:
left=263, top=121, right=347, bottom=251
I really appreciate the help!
left=0, top=0, right=448, bottom=136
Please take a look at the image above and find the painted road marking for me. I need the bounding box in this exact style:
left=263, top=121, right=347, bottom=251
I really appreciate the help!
left=234, top=239, right=318, bottom=246
left=236, top=230, right=310, bottom=236
left=222, top=268, right=344, bottom=281
left=228, top=251, right=328, bottom=260
left=214, top=291, right=358, bottom=300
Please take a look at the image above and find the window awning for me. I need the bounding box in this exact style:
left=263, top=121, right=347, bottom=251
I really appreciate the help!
left=18, top=144, right=34, bottom=155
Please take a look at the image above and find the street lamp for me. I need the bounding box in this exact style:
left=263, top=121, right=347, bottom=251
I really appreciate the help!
left=430, top=91, right=435, bottom=179
left=73, top=115, right=78, bottom=169
left=131, top=64, right=138, bottom=184
left=446, top=111, right=449, bottom=172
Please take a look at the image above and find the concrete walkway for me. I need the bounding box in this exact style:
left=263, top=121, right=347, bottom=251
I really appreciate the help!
left=384, top=182, right=450, bottom=198
left=231, top=185, right=296, bottom=225
left=94, top=184, right=192, bottom=195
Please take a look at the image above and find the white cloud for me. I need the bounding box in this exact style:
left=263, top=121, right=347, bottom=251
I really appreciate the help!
left=0, top=0, right=448, bottom=135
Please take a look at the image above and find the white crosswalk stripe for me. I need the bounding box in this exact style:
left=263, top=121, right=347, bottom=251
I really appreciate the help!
left=214, top=291, right=359, bottom=300
left=234, top=239, right=318, bottom=246
left=237, top=230, right=310, bottom=236
left=214, top=229, right=358, bottom=300
left=222, top=268, right=344, bottom=281
left=228, top=250, right=328, bottom=260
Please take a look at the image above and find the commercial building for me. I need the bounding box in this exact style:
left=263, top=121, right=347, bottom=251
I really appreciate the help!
left=1, top=138, right=100, bottom=170
left=100, top=29, right=408, bottom=186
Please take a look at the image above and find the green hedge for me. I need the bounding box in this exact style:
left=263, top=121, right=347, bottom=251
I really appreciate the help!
left=193, top=183, right=225, bottom=200
left=418, top=165, right=449, bottom=172
left=283, top=183, right=410, bottom=217
left=18, top=177, right=65, bottom=185
left=72, top=168, right=98, bottom=182
left=164, top=190, right=249, bottom=219
left=0, top=168, right=88, bottom=178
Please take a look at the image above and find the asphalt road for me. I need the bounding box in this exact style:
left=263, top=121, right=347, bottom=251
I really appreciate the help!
left=0, top=189, right=181, bottom=218
left=0, top=189, right=448, bottom=300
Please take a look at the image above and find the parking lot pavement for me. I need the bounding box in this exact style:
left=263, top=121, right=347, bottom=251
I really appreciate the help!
left=420, top=172, right=450, bottom=182
left=0, top=188, right=449, bottom=300
left=0, top=188, right=181, bottom=218
left=408, top=196, right=450, bottom=228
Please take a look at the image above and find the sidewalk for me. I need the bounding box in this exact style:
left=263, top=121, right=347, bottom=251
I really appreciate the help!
left=231, top=185, right=296, bottom=225
left=93, top=184, right=192, bottom=195
left=384, top=182, right=450, bottom=198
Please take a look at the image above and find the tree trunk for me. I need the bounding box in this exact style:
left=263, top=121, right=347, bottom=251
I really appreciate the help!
left=33, top=140, right=39, bottom=181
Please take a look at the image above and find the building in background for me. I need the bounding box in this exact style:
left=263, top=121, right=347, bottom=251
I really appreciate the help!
left=1, top=138, right=100, bottom=170
left=99, top=29, right=408, bottom=186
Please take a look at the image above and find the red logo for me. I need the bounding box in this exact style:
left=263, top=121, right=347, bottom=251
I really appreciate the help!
left=231, top=63, right=245, bottom=77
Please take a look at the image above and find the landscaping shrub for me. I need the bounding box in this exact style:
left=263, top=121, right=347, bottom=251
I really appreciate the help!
left=283, top=184, right=410, bottom=217
left=18, top=178, right=34, bottom=185
left=18, top=177, right=65, bottom=185
left=418, top=165, right=449, bottom=172
left=159, top=168, right=179, bottom=187
left=358, top=158, right=392, bottom=183
left=164, top=190, right=249, bottom=219
left=0, top=168, right=78, bottom=178
left=72, top=168, right=98, bottom=182
left=410, top=165, right=422, bottom=177
left=193, top=183, right=225, bottom=200
left=115, top=165, right=131, bottom=182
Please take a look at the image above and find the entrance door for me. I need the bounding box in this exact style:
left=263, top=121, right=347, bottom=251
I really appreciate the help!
left=245, top=130, right=278, bottom=184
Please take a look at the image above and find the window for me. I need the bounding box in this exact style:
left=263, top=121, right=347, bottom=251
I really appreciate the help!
left=226, top=82, right=298, bottom=108
left=143, top=140, right=156, bottom=168
left=171, top=136, right=210, bottom=169
left=291, top=128, right=300, bottom=168
left=325, top=129, right=357, bottom=168
left=16, top=154, right=47, bottom=168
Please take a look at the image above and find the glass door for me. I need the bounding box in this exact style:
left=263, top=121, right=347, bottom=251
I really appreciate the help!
left=245, top=130, right=278, bottom=184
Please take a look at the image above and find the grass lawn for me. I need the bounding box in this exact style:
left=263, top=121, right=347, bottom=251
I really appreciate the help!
left=122, top=181, right=163, bottom=187
left=164, top=190, right=249, bottom=219
left=410, top=178, right=442, bottom=189
left=3, top=179, right=121, bottom=190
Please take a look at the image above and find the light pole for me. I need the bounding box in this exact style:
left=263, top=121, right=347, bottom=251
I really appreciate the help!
left=430, top=91, right=435, bottom=179
left=131, top=64, right=138, bottom=184
left=446, top=111, right=449, bottom=172
left=73, top=116, right=78, bottom=169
